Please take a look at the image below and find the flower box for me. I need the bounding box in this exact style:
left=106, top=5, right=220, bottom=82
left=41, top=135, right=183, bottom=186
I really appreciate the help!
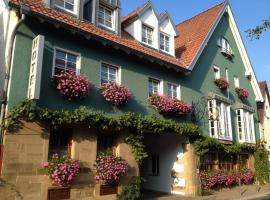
left=214, top=78, right=229, bottom=90
left=148, top=94, right=192, bottom=115
left=101, top=82, right=132, bottom=106
left=47, top=186, right=70, bottom=200
left=235, top=87, right=249, bottom=99
left=100, top=184, right=118, bottom=196
left=51, top=71, right=90, bottom=101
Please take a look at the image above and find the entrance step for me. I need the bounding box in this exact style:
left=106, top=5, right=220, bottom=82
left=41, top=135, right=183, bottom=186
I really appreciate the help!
left=94, top=194, right=117, bottom=200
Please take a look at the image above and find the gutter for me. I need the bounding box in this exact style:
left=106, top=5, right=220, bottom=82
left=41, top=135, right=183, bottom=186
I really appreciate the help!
left=0, top=5, right=29, bottom=144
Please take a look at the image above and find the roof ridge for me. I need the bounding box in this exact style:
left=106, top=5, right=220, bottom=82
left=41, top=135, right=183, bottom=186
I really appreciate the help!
left=121, top=1, right=149, bottom=23
left=176, top=1, right=226, bottom=27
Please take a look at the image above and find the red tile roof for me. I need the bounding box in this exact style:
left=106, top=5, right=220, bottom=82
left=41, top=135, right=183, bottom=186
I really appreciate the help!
left=9, top=0, right=227, bottom=71
left=175, top=2, right=226, bottom=67
left=258, top=81, right=270, bottom=122
left=9, top=0, right=186, bottom=70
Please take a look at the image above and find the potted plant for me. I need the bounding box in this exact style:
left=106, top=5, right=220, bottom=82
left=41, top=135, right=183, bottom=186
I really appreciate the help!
left=43, top=154, right=80, bottom=199
left=101, top=82, right=132, bottom=106
left=51, top=71, right=90, bottom=101
left=214, top=78, right=229, bottom=90
left=235, top=87, right=249, bottom=99
left=148, top=94, right=192, bottom=116
left=94, top=154, right=129, bottom=196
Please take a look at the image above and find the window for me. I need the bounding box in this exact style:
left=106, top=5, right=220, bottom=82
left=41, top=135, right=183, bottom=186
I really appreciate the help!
left=53, top=48, right=80, bottom=75
left=148, top=78, right=161, bottom=96
left=208, top=99, right=232, bottom=140
left=213, top=66, right=220, bottom=80
left=49, top=128, right=72, bottom=157
left=236, top=109, right=255, bottom=143
left=151, top=154, right=159, bottom=175
left=217, top=37, right=233, bottom=57
left=101, top=64, right=119, bottom=85
left=98, top=5, right=114, bottom=29
left=160, top=32, right=170, bottom=52
left=142, top=24, right=153, bottom=46
left=54, top=0, right=77, bottom=14
left=167, top=83, right=180, bottom=99
left=97, top=133, right=116, bottom=156
left=234, top=77, right=239, bottom=88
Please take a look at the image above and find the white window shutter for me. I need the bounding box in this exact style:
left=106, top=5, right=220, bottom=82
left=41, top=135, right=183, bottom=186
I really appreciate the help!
left=227, top=106, right=232, bottom=139
left=250, top=114, right=255, bottom=143
left=240, top=109, right=245, bottom=142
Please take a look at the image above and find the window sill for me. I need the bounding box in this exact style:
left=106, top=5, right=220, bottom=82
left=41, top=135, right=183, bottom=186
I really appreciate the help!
left=54, top=5, right=78, bottom=18
left=98, top=24, right=116, bottom=33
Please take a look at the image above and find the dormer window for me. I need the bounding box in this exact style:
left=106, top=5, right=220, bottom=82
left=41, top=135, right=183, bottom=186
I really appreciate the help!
left=142, top=24, right=153, bottom=46
left=217, top=37, right=234, bottom=58
left=160, top=32, right=170, bottom=52
left=54, top=0, right=78, bottom=15
left=98, top=5, right=114, bottom=30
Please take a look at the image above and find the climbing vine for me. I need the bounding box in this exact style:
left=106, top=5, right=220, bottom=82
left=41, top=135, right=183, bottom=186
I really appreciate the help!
left=192, top=137, right=257, bottom=156
left=254, top=150, right=269, bottom=184
left=125, top=134, right=148, bottom=163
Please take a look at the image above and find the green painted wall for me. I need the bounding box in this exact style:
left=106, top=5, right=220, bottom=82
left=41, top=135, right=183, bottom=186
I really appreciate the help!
left=8, top=13, right=259, bottom=142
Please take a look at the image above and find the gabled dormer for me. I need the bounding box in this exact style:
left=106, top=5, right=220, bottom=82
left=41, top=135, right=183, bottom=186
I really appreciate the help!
left=83, top=0, right=121, bottom=34
left=122, top=1, right=178, bottom=56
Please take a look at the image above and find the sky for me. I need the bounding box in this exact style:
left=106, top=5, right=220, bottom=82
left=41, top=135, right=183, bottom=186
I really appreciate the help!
left=121, top=0, right=270, bottom=87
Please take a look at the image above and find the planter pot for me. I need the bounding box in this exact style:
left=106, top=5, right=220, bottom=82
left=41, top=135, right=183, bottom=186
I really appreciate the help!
left=100, top=184, right=118, bottom=196
left=47, top=186, right=70, bottom=200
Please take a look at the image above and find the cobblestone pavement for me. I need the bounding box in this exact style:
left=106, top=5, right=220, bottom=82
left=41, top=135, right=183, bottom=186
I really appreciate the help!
left=144, top=184, right=270, bottom=200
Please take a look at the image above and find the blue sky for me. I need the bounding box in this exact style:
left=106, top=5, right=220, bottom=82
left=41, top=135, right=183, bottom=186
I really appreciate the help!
left=121, top=0, right=270, bottom=86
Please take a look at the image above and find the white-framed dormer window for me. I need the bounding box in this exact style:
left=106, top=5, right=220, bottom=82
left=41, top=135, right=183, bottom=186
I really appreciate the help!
left=98, top=5, right=114, bottom=30
left=213, top=66, right=220, bottom=80
left=208, top=99, right=232, bottom=140
left=142, top=24, right=153, bottom=46
left=167, top=83, right=180, bottom=99
left=100, top=63, right=119, bottom=85
left=217, top=37, right=234, bottom=57
left=160, top=32, right=170, bottom=52
left=54, top=0, right=78, bottom=15
left=234, top=76, right=239, bottom=88
left=148, top=78, right=162, bottom=96
left=53, top=47, right=80, bottom=76
left=236, top=109, right=255, bottom=143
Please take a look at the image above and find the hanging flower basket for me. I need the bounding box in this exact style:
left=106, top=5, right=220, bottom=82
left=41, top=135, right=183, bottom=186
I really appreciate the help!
left=101, top=82, right=132, bottom=106
left=214, top=78, right=229, bottom=90
left=148, top=94, right=192, bottom=115
left=51, top=71, right=90, bottom=101
left=235, top=87, right=249, bottom=99
left=43, top=154, right=80, bottom=187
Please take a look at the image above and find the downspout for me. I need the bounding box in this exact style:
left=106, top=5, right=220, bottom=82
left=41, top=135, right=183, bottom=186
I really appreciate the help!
left=0, top=8, right=26, bottom=145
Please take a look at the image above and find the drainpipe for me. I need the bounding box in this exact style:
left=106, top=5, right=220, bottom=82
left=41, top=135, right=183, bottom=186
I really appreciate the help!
left=0, top=7, right=27, bottom=145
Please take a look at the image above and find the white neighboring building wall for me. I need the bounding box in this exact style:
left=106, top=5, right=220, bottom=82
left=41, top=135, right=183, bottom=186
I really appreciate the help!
left=0, top=3, right=19, bottom=101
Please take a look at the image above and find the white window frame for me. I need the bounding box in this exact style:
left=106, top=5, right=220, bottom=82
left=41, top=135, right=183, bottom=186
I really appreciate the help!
left=142, top=24, right=154, bottom=46
left=167, top=82, right=181, bottom=100
left=213, top=66, right=220, bottom=80
left=208, top=99, right=232, bottom=140
left=98, top=5, right=115, bottom=31
left=148, top=77, right=163, bottom=96
left=54, top=0, right=78, bottom=15
left=217, top=37, right=233, bottom=56
left=234, top=77, right=239, bottom=88
left=52, top=47, right=81, bottom=76
left=236, top=109, right=256, bottom=144
left=100, top=63, right=120, bottom=85
left=160, top=32, right=170, bottom=53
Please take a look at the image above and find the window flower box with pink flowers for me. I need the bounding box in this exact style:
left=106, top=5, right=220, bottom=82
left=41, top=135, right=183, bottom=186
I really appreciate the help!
left=148, top=94, right=192, bottom=116
left=214, top=78, right=229, bottom=90
left=235, top=87, right=249, bottom=100
left=94, top=154, right=129, bottom=196
left=101, top=82, right=132, bottom=106
left=51, top=71, right=90, bottom=101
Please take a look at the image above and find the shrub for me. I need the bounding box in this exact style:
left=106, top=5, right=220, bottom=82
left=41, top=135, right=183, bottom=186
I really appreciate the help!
left=235, top=87, right=249, bottom=99
left=148, top=94, right=192, bottom=115
left=94, top=154, right=129, bottom=185
left=214, top=78, right=229, bottom=90
left=51, top=71, right=90, bottom=100
left=43, top=154, right=80, bottom=187
left=101, top=82, right=132, bottom=106
left=117, top=176, right=143, bottom=200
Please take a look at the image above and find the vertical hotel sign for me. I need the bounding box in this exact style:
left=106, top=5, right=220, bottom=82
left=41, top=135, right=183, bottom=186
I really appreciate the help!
left=28, top=35, right=44, bottom=99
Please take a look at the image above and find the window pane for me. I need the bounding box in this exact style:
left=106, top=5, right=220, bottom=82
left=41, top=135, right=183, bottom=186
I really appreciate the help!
left=65, top=3, right=74, bottom=11
left=55, top=58, right=66, bottom=69
left=55, top=0, right=64, bottom=7
left=56, top=50, right=66, bottom=60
